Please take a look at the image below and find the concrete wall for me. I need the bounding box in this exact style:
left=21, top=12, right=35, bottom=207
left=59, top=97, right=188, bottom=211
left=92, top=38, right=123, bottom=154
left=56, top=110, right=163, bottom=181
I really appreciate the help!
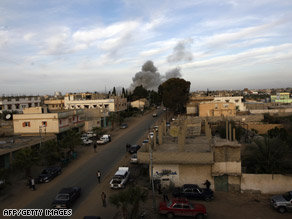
left=199, top=102, right=236, bottom=117
left=250, top=108, right=292, bottom=115
left=212, top=162, right=241, bottom=175
left=241, top=174, right=292, bottom=194
left=248, top=124, right=283, bottom=134
left=213, top=146, right=241, bottom=162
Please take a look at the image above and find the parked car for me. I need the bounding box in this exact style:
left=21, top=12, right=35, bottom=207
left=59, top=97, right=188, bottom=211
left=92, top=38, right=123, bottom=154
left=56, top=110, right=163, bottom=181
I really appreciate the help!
left=110, top=167, right=130, bottom=189
left=142, top=139, right=149, bottom=146
left=120, top=123, right=128, bottom=129
left=149, top=132, right=154, bottom=138
left=159, top=198, right=207, bottom=219
left=83, top=139, right=93, bottom=145
left=51, top=186, right=81, bottom=208
left=35, top=166, right=61, bottom=183
left=270, top=191, right=292, bottom=213
left=172, top=184, right=214, bottom=201
left=96, top=134, right=111, bottom=145
left=86, top=131, right=96, bottom=138
left=128, top=145, right=141, bottom=154
left=130, top=154, right=138, bottom=164
left=152, top=113, right=157, bottom=117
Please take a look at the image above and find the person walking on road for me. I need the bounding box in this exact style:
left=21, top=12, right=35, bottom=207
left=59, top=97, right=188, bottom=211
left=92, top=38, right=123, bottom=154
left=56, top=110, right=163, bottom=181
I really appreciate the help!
left=93, top=143, right=97, bottom=153
left=96, top=170, right=101, bottom=183
left=162, top=187, right=169, bottom=202
left=30, top=177, right=36, bottom=191
left=101, top=192, right=106, bottom=207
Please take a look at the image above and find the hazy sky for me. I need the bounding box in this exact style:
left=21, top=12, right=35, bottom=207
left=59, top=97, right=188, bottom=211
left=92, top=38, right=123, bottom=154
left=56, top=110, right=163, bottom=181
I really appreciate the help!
left=0, top=0, right=291, bottom=95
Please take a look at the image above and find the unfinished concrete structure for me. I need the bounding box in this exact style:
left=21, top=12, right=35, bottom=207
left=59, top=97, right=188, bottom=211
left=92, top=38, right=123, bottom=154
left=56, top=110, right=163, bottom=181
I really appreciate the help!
left=138, top=116, right=241, bottom=192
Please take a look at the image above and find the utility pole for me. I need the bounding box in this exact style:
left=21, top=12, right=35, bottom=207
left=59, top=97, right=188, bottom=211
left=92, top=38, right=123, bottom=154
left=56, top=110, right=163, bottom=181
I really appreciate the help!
left=149, top=137, right=156, bottom=210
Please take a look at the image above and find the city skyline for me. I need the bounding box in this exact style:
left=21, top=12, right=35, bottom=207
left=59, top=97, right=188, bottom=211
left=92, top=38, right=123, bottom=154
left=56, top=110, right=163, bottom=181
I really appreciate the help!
left=0, top=0, right=292, bottom=95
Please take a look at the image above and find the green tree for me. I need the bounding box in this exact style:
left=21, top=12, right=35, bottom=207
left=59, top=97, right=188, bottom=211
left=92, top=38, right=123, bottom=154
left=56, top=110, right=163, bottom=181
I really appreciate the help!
left=59, top=130, right=81, bottom=152
left=148, top=90, right=161, bottom=106
left=108, top=112, right=119, bottom=130
left=243, top=136, right=291, bottom=174
left=92, top=127, right=105, bottom=138
left=159, top=78, right=190, bottom=112
left=39, top=140, right=61, bottom=166
left=132, top=85, right=148, bottom=101
left=109, top=186, right=148, bottom=219
left=13, top=147, right=39, bottom=177
left=112, top=87, right=116, bottom=96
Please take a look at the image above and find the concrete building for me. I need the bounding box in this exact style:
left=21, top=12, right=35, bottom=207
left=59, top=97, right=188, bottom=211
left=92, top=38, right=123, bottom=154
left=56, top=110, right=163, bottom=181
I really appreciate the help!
left=138, top=117, right=242, bottom=192
left=199, top=102, right=236, bottom=117
left=0, top=95, right=42, bottom=114
left=130, top=98, right=149, bottom=109
left=64, top=93, right=127, bottom=112
left=83, top=108, right=109, bottom=132
left=213, top=96, right=246, bottom=111
left=186, top=96, right=214, bottom=115
left=270, top=93, right=292, bottom=103
left=44, top=99, right=65, bottom=111
left=13, top=106, right=84, bottom=135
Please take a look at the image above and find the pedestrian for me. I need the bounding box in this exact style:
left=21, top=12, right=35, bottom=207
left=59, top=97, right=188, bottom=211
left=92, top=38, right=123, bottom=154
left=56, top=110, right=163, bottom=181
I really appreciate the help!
left=96, top=170, right=101, bottom=183
left=203, top=179, right=211, bottom=189
left=28, top=177, right=32, bottom=189
left=158, top=183, right=162, bottom=194
left=93, top=143, right=97, bottom=153
left=162, top=187, right=169, bottom=202
left=126, top=144, right=130, bottom=152
left=31, top=177, right=36, bottom=191
left=101, top=192, right=106, bottom=207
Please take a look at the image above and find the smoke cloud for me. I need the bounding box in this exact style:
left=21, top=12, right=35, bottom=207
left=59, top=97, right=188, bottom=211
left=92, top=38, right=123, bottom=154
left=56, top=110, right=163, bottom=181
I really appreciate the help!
left=167, top=38, right=193, bottom=63
left=131, top=61, right=182, bottom=90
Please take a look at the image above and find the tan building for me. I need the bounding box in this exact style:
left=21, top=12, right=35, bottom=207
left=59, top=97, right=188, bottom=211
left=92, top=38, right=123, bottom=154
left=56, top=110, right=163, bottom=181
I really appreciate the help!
left=199, top=102, right=236, bottom=117
left=83, top=108, right=109, bottom=132
left=44, top=99, right=65, bottom=111
left=64, top=93, right=127, bottom=112
left=138, top=117, right=242, bottom=192
left=13, top=107, right=84, bottom=135
left=130, top=98, right=149, bottom=109
left=186, top=96, right=214, bottom=115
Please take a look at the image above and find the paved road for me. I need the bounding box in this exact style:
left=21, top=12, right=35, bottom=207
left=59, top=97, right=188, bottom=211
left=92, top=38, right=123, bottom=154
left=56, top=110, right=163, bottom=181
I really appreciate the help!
left=20, top=109, right=164, bottom=218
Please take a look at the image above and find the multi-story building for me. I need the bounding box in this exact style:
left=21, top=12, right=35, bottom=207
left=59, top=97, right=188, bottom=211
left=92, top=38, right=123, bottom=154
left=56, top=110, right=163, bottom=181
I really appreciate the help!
left=130, top=98, right=149, bottom=109
left=0, top=95, right=42, bottom=113
left=13, top=106, right=84, bottom=135
left=270, top=93, right=292, bottom=104
left=64, top=93, right=127, bottom=112
left=213, top=96, right=246, bottom=111
left=44, top=99, right=65, bottom=111
left=199, top=102, right=236, bottom=117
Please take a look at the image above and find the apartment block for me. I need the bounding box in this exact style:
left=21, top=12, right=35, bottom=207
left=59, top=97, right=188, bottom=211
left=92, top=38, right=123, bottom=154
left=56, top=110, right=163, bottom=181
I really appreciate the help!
left=0, top=95, right=42, bottom=113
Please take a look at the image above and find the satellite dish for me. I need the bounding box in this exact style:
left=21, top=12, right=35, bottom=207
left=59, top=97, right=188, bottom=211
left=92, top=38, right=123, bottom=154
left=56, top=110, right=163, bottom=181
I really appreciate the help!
left=5, top=114, right=11, bottom=120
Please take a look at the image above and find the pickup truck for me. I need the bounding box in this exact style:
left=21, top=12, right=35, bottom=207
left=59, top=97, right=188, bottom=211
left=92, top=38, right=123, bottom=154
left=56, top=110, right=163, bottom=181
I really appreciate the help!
left=96, top=134, right=111, bottom=145
left=110, top=167, right=130, bottom=189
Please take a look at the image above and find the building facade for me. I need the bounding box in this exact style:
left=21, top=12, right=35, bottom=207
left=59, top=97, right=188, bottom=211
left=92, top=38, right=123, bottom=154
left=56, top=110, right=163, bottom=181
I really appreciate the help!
left=13, top=107, right=84, bottom=135
left=199, top=102, right=236, bottom=117
left=0, top=95, right=42, bottom=113
left=270, top=93, right=292, bottom=103
left=44, top=99, right=65, bottom=111
left=213, top=96, right=246, bottom=111
left=64, top=93, right=127, bottom=112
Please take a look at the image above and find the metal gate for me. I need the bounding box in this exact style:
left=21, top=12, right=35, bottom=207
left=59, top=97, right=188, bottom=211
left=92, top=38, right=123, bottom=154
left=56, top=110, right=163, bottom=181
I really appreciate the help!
left=214, top=175, right=228, bottom=192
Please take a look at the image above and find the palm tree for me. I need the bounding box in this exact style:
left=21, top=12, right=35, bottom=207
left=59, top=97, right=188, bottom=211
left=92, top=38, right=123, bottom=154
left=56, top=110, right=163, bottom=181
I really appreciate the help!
left=243, top=136, right=291, bottom=174
left=129, top=186, right=148, bottom=219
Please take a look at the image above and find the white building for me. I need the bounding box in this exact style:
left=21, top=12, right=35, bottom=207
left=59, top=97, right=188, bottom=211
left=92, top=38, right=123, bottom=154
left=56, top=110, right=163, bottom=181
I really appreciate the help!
left=0, top=96, right=42, bottom=113
left=64, top=93, right=127, bottom=112
left=213, top=96, right=246, bottom=111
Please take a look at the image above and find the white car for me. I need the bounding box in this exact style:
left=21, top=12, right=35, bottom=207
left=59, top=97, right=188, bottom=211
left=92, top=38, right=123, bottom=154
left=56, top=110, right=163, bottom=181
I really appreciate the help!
left=86, top=131, right=96, bottom=138
left=83, top=139, right=93, bottom=145
left=130, top=154, right=138, bottom=164
left=149, top=132, right=154, bottom=138
left=110, top=167, right=130, bottom=189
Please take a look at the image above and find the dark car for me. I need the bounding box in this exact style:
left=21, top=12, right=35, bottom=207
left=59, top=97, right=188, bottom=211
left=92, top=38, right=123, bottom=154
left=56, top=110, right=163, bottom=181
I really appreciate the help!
left=159, top=198, right=207, bottom=219
left=128, top=145, right=141, bottom=154
left=51, top=186, right=81, bottom=208
left=120, top=123, right=128, bottom=129
left=172, top=184, right=214, bottom=201
left=36, top=166, right=61, bottom=183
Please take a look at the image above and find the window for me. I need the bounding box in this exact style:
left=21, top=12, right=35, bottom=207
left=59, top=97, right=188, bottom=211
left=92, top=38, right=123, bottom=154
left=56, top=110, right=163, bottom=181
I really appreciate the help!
left=8, top=105, right=12, bottom=110
left=183, top=205, right=190, bottom=209
left=225, top=100, right=230, bottom=103
left=22, top=122, right=30, bottom=127
left=28, top=103, right=32, bottom=107
left=223, top=104, right=229, bottom=108
left=42, top=121, right=47, bottom=127
left=15, top=104, right=20, bottom=109
left=173, top=204, right=182, bottom=209
left=59, top=120, right=62, bottom=125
